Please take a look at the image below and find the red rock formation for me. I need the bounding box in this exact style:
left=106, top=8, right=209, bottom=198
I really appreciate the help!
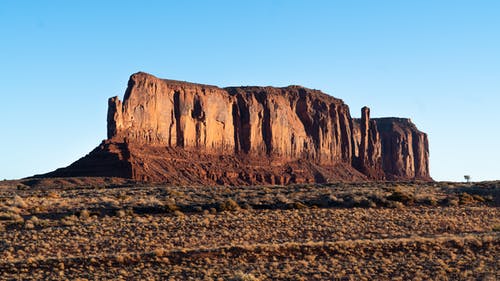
left=375, top=118, right=430, bottom=180
left=40, top=72, right=431, bottom=184
left=354, top=107, right=384, bottom=179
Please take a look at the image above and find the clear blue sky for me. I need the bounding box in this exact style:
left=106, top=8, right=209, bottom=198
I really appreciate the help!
left=1, top=1, right=499, bottom=181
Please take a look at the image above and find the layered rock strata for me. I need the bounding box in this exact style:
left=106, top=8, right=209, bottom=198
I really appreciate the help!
left=42, top=72, right=431, bottom=184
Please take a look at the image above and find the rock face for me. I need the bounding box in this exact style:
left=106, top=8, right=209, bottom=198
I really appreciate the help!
left=42, top=72, right=431, bottom=184
left=375, top=118, right=430, bottom=180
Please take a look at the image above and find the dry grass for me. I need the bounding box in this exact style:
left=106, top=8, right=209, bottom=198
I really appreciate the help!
left=0, top=180, right=498, bottom=280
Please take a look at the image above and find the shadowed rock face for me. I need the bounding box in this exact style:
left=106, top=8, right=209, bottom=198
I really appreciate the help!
left=41, top=72, right=431, bottom=184
left=375, top=118, right=430, bottom=180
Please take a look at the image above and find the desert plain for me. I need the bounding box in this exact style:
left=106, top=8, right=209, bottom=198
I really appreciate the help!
left=0, top=178, right=498, bottom=280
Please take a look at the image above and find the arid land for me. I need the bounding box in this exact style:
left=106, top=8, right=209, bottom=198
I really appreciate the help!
left=0, top=178, right=499, bottom=280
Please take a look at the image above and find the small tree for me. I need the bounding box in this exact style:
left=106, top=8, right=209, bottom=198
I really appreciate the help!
left=464, top=175, right=471, bottom=183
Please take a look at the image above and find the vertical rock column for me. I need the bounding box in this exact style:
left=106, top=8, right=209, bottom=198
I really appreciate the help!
left=107, top=96, right=123, bottom=139
left=356, top=107, right=384, bottom=179
left=359, top=106, right=370, bottom=166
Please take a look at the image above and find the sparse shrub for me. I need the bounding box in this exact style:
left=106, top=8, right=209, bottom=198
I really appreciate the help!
left=441, top=196, right=459, bottom=207
left=138, top=195, right=164, bottom=207
left=132, top=216, right=146, bottom=223
left=173, top=210, right=184, bottom=217
left=13, top=195, right=28, bottom=209
left=341, top=195, right=356, bottom=208
left=292, top=202, right=308, bottom=210
left=458, top=193, right=475, bottom=205
left=24, top=221, right=35, bottom=229
left=79, top=209, right=90, bottom=219
left=61, top=215, right=78, bottom=226
left=153, top=248, right=165, bottom=257
left=241, top=203, right=253, bottom=210
left=16, top=184, right=28, bottom=190
left=116, top=209, right=126, bottom=218
left=115, top=253, right=128, bottom=264
left=332, top=196, right=345, bottom=207
left=371, top=197, right=390, bottom=208
left=125, top=208, right=135, bottom=216
left=168, top=190, right=185, bottom=197
left=164, top=203, right=180, bottom=213
left=314, top=194, right=334, bottom=208
left=482, top=195, right=494, bottom=202
left=353, top=197, right=376, bottom=208
left=48, top=191, right=60, bottom=198
left=0, top=211, right=23, bottom=222
left=24, top=215, right=39, bottom=229
left=472, top=194, right=486, bottom=202
left=231, top=271, right=260, bottom=281
left=387, top=190, right=414, bottom=205
left=276, top=194, right=291, bottom=204
left=388, top=201, right=405, bottom=209
left=218, top=199, right=240, bottom=212
left=417, top=196, right=438, bottom=206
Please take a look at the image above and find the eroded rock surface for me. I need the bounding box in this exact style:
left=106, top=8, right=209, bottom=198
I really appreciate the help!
left=42, top=72, right=431, bottom=184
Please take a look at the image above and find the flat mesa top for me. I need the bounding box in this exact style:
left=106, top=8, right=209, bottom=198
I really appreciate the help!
left=129, top=72, right=345, bottom=104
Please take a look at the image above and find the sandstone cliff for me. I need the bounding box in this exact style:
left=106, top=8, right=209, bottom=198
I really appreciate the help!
left=41, top=72, right=431, bottom=184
